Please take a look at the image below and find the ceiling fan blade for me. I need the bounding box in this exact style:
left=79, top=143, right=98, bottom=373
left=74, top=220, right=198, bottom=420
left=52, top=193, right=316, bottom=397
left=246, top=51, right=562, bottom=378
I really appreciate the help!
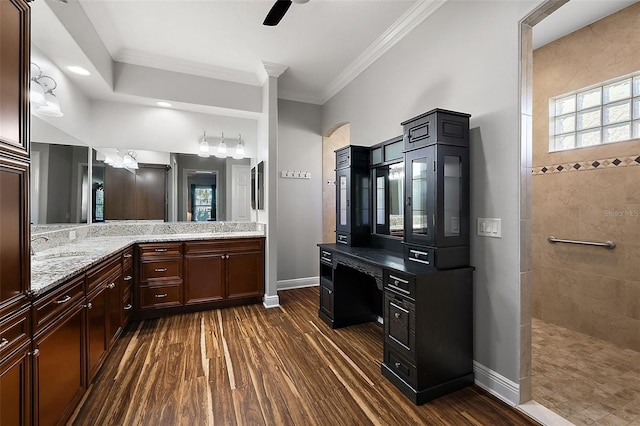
left=263, top=0, right=292, bottom=26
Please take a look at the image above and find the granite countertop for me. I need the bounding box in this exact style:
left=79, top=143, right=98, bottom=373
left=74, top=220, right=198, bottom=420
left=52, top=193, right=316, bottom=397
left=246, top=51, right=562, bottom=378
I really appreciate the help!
left=31, top=231, right=265, bottom=296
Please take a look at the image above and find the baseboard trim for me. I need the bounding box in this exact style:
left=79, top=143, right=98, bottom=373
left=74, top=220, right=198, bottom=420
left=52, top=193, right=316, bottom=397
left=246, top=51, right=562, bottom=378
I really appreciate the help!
left=517, top=400, right=573, bottom=426
left=473, top=361, right=519, bottom=406
left=277, top=276, right=319, bottom=290
left=263, top=294, right=280, bottom=309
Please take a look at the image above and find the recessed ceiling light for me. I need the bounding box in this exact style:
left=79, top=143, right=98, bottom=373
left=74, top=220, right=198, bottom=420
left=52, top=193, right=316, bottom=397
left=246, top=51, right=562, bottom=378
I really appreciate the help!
left=156, top=101, right=172, bottom=108
left=67, top=66, right=91, bottom=76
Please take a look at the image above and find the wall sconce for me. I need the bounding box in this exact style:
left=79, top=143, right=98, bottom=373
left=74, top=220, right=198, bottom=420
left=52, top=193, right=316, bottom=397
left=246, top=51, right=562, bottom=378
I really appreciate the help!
left=215, top=132, right=227, bottom=158
left=198, top=131, right=210, bottom=158
left=233, top=134, right=245, bottom=159
left=30, top=62, right=63, bottom=117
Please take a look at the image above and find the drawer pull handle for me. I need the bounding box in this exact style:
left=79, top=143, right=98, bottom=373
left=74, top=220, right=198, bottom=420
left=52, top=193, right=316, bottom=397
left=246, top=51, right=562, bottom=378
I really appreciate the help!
left=0, top=338, right=8, bottom=349
left=124, top=275, right=132, bottom=281
left=390, top=302, right=410, bottom=314
left=388, top=284, right=410, bottom=295
left=155, top=293, right=168, bottom=298
left=327, top=290, right=333, bottom=295
left=154, top=268, right=167, bottom=272
left=30, top=349, right=40, bottom=357
left=394, top=362, right=401, bottom=369
left=54, top=295, right=71, bottom=304
left=84, top=302, right=93, bottom=310
left=106, top=282, right=116, bottom=290
left=394, top=312, right=400, bottom=319
left=124, top=304, right=133, bottom=311
left=123, top=253, right=132, bottom=258
left=388, top=274, right=409, bottom=284
left=154, top=248, right=168, bottom=252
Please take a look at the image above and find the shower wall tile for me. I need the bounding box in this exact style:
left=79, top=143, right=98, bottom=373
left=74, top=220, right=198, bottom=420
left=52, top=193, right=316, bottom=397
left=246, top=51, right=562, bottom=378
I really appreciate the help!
left=624, top=280, right=640, bottom=321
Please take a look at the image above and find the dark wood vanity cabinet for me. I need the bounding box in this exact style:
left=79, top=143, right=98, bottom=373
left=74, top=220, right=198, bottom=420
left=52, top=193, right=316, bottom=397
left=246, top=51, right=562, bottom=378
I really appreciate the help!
left=136, top=242, right=184, bottom=314
left=0, top=340, right=32, bottom=426
left=184, top=238, right=265, bottom=308
left=122, top=248, right=134, bottom=326
left=32, top=275, right=87, bottom=426
left=402, top=109, right=471, bottom=269
left=335, top=146, right=371, bottom=246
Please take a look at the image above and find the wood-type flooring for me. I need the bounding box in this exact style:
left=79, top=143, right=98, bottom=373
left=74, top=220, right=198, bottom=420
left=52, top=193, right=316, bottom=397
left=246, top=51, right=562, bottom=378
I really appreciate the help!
left=69, top=287, right=539, bottom=425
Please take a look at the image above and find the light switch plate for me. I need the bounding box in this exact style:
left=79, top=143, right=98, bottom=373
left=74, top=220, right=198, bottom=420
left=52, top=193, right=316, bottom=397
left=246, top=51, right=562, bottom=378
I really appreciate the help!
left=477, top=218, right=502, bottom=238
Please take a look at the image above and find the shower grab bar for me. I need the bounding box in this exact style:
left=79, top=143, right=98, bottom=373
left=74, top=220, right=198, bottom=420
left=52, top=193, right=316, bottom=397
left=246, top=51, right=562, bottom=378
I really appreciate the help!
left=547, top=236, right=616, bottom=249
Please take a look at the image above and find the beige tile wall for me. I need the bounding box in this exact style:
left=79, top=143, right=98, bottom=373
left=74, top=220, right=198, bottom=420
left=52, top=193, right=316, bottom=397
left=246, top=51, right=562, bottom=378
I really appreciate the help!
left=532, top=3, right=640, bottom=351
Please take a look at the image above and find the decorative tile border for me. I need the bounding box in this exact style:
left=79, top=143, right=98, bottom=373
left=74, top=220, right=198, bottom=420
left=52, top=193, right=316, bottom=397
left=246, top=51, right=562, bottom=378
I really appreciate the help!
left=532, top=155, right=640, bottom=175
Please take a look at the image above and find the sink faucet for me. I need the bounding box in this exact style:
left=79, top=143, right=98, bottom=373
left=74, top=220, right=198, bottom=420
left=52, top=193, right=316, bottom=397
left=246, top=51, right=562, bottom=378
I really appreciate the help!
left=30, top=236, right=49, bottom=255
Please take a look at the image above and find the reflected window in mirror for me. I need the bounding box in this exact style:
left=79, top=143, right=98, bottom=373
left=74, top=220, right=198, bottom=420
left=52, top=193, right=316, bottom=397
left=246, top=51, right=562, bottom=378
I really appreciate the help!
left=372, top=161, right=404, bottom=238
left=191, top=185, right=216, bottom=221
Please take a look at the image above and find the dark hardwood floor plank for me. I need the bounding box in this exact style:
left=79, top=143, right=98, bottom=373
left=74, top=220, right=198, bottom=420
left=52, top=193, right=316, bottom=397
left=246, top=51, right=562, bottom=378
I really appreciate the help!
left=70, top=287, right=539, bottom=426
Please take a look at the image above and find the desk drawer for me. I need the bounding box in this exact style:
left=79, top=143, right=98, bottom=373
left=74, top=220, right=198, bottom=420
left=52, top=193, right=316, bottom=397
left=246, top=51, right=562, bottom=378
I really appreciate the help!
left=138, top=243, right=182, bottom=257
left=0, top=305, right=30, bottom=359
left=384, top=292, right=416, bottom=360
left=384, top=270, right=415, bottom=299
left=33, top=275, right=85, bottom=333
left=140, top=259, right=182, bottom=281
left=139, top=284, right=182, bottom=310
left=320, top=249, right=332, bottom=264
left=384, top=347, right=417, bottom=388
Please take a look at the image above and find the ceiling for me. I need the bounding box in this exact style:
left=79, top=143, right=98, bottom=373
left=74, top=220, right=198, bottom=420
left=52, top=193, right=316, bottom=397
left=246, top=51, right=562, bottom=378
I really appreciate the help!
left=30, top=0, right=639, bottom=120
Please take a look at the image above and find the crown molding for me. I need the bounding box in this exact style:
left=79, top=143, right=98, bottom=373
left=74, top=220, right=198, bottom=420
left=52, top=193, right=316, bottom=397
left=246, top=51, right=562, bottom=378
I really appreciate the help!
left=258, top=61, right=289, bottom=84
left=278, top=87, right=324, bottom=105
left=321, top=0, right=448, bottom=104
left=116, top=49, right=262, bottom=86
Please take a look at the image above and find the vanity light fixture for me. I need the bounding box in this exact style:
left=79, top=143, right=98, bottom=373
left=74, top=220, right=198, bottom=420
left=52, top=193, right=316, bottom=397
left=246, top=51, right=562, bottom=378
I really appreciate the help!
left=30, top=62, right=63, bottom=117
left=215, top=132, right=228, bottom=158
left=104, top=150, right=138, bottom=170
left=198, top=131, right=210, bottom=158
left=233, top=134, right=245, bottom=159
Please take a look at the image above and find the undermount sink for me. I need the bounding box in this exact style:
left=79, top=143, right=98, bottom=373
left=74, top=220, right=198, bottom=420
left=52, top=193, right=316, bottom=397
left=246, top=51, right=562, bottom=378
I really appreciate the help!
left=33, top=251, right=89, bottom=260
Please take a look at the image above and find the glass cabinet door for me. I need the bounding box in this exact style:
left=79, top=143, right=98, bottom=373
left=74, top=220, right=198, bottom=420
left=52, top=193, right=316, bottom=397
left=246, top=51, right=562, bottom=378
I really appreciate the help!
left=405, top=148, right=435, bottom=246
left=436, top=145, right=469, bottom=246
left=336, top=170, right=349, bottom=231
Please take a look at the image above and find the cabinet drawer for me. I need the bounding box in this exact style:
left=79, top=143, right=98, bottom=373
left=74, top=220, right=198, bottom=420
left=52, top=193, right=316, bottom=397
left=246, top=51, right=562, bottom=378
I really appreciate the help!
left=138, top=243, right=182, bottom=257
left=320, top=249, right=332, bottom=264
left=87, top=255, right=121, bottom=294
left=384, top=347, right=417, bottom=388
left=140, top=259, right=182, bottom=281
left=384, top=270, right=416, bottom=299
left=33, top=275, right=85, bottom=333
left=405, top=246, right=432, bottom=266
left=139, top=284, right=182, bottom=309
left=335, top=147, right=351, bottom=170
left=384, top=293, right=416, bottom=360
left=336, top=232, right=350, bottom=246
left=184, top=238, right=264, bottom=255
left=0, top=305, right=30, bottom=359
left=319, top=283, right=334, bottom=318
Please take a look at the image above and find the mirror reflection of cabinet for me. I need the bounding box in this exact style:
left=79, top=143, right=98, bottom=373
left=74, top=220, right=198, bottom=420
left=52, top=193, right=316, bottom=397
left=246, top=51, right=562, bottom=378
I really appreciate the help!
left=402, top=109, right=470, bottom=269
left=103, top=165, right=167, bottom=221
left=335, top=146, right=370, bottom=246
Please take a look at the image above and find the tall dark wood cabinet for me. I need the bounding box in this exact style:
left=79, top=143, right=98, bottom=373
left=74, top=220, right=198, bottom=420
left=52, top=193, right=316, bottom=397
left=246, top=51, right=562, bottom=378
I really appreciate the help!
left=402, top=109, right=471, bottom=269
left=335, top=146, right=370, bottom=246
left=0, top=1, right=32, bottom=425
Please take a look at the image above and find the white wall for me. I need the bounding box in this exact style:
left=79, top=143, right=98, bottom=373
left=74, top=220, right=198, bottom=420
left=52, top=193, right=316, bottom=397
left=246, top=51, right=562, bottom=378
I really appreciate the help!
left=277, top=100, right=323, bottom=285
left=322, top=0, right=539, bottom=398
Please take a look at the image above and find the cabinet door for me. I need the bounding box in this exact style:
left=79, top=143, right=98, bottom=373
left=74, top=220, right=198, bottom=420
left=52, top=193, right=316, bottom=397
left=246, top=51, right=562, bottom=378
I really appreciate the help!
left=404, top=147, right=436, bottom=246
left=435, top=145, right=469, bottom=247
left=227, top=251, right=264, bottom=300
left=335, top=169, right=350, bottom=232
left=104, top=166, right=136, bottom=220
left=0, top=343, right=31, bottom=426
left=34, top=303, right=85, bottom=426
left=0, top=0, right=30, bottom=157
left=184, top=254, right=225, bottom=305
left=0, top=157, right=29, bottom=306
left=86, top=286, right=108, bottom=382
